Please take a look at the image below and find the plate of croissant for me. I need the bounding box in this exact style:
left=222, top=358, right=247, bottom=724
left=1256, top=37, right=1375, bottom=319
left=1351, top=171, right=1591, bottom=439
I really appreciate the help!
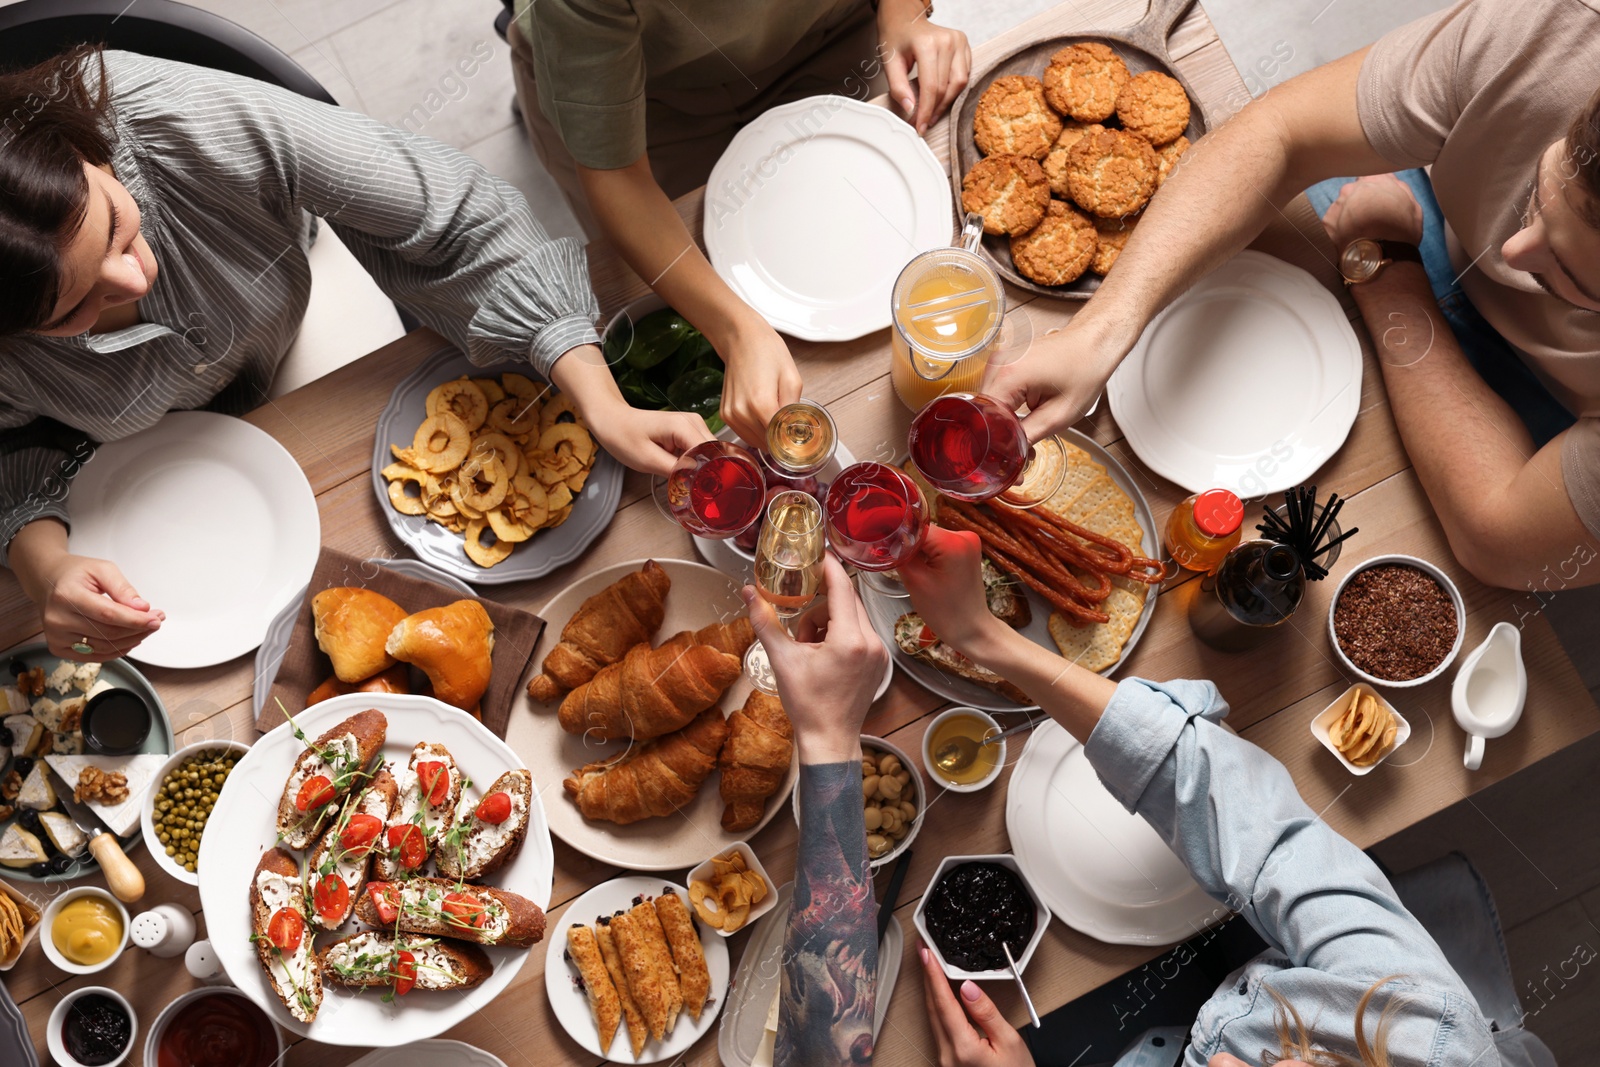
left=509, top=559, right=798, bottom=871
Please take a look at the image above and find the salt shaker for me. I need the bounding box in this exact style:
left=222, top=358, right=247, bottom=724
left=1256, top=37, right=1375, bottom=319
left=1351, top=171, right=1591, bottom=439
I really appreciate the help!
left=130, top=903, right=196, bottom=958
left=185, top=938, right=224, bottom=982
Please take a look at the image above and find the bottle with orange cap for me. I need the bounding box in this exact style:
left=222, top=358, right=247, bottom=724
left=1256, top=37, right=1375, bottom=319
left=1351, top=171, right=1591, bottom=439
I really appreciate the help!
left=1164, top=489, right=1244, bottom=574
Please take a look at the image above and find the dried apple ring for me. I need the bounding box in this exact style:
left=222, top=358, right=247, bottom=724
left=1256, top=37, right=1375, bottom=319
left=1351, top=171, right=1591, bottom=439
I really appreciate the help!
left=689, top=880, right=723, bottom=929
left=501, top=371, right=544, bottom=402
left=458, top=453, right=509, bottom=511
left=449, top=479, right=485, bottom=520
left=473, top=377, right=506, bottom=404
left=539, top=392, right=583, bottom=435
left=412, top=412, right=470, bottom=472
left=538, top=423, right=597, bottom=467
left=488, top=397, right=539, bottom=436
left=486, top=504, right=535, bottom=543
left=425, top=378, right=488, bottom=431
left=463, top=519, right=513, bottom=567
left=386, top=478, right=427, bottom=515
left=470, top=432, right=521, bottom=478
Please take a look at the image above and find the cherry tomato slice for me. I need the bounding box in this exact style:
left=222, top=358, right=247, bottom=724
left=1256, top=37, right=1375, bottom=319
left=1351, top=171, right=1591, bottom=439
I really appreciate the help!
left=475, top=792, right=512, bottom=825
left=367, top=882, right=400, bottom=924
left=387, top=823, right=427, bottom=869
left=267, top=907, right=304, bottom=953
left=417, top=761, right=449, bottom=807
left=311, top=873, right=350, bottom=922
left=295, top=774, right=335, bottom=812
left=393, top=950, right=417, bottom=995
left=917, top=625, right=938, bottom=650
left=338, top=813, right=383, bottom=858
left=441, top=891, right=489, bottom=929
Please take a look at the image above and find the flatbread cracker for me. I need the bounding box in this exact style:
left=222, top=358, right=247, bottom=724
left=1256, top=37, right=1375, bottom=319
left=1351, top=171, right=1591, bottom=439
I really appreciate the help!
left=1061, top=475, right=1122, bottom=524
left=1046, top=587, right=1143, bottom=671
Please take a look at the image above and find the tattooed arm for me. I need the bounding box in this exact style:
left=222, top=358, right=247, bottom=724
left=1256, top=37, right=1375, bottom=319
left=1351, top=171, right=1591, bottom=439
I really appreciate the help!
left=743, top=555, right=888, bottom=1066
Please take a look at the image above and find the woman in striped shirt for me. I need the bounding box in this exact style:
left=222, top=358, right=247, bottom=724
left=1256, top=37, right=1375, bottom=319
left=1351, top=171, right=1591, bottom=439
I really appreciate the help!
left=0, top=46, right=710, bottom=662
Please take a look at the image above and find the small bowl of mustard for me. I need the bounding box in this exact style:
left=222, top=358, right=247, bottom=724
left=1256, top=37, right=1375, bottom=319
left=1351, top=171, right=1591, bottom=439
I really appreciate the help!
left=41, top=886, right=129, bottom=975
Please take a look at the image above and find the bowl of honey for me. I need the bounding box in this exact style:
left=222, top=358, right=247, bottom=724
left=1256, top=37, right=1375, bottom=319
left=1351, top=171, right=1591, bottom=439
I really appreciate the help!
left=922, top=708, right=1006, bottom=793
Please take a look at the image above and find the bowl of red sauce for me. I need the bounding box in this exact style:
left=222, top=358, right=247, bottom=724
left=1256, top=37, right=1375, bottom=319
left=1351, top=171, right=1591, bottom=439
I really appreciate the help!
left=143, top=987, right=282, bottom=1067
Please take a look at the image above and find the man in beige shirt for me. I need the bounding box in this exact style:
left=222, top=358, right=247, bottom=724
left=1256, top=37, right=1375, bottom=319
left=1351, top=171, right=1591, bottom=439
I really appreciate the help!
left=509, top=0, right=970, bottom=446
left=990, top=0, right=1600, bottom=592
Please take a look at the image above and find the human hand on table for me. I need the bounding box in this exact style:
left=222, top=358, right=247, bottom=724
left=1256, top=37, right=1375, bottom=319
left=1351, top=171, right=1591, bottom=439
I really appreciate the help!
left=899, top=527, right=1008, bottom=659
left=920, top=941, right=1035, bottom=1067
left=743, top=554, right=888, bottom=764
left=719, top=316, right=803, bottom=447
left=1321, top=173, right=1425, bottom=249
left=983, top=315, right=1122, bottom=443
left=12, top=534, right=164, bottom=662
left=878, top=0, right=973, bottom=135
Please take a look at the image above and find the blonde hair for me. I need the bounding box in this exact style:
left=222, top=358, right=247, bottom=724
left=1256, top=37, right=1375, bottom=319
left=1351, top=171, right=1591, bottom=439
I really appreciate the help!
left=1261, top=976, right=1407, bottom=1067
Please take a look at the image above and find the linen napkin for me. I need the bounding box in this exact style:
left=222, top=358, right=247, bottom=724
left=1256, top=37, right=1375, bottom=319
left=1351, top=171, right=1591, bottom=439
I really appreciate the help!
left=259, top=547, right=544, bottom=739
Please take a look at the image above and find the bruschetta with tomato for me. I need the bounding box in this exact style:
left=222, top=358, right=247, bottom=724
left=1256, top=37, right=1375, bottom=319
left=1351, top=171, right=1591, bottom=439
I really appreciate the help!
left=250, top=847, right=323, bottom=1023
left=435, top=768, right=533, bottom=881
left=305, top=766, right=398, bottom=930
left=371, top=742, right=462, bottom=881
left=319, top=930, right=492, bottom=994
left=355, top=877, right=545, bottom=949
left=276, top=709, right=387, bottom=850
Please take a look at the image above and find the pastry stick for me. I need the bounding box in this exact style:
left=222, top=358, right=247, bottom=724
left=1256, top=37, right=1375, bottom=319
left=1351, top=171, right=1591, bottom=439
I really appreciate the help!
left=654, top=890, right=710, bottom=1021
left=565, top=925, right=620, bottom=1052
left=629, top=898, right=684, bottom=1033
left=595, top=919, right=647, bottom=1058
left=608, top=908, right=671, bottom=1041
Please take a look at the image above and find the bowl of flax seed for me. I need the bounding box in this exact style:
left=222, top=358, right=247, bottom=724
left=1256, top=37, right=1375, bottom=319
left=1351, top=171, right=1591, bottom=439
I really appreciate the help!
left=1329, top=554, right=1465, bottom=688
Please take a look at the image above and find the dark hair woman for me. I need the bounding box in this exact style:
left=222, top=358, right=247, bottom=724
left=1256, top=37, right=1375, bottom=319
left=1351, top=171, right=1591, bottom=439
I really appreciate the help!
left=0, top=47, right=709, bottom=663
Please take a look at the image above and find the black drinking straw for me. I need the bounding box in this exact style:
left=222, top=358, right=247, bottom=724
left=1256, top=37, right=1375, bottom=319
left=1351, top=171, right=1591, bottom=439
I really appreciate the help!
left=1254, top=485, right=1357, bottom=581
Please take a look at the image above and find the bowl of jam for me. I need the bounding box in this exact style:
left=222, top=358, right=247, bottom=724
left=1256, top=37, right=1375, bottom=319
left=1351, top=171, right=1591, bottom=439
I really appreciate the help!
left=48, top=986, right=136, bottom=1067
left=143, top=987, right=283, bottom=1067
left=913, top=854, right=1051, bottom=981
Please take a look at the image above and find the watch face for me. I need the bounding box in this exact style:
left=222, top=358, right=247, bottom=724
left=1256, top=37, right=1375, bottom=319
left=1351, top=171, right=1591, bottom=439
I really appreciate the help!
left=1340, top=238, right=1382, bottom=283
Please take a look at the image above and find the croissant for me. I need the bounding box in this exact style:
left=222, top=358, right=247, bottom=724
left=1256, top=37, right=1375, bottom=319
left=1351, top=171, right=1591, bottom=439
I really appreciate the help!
left=386, top=600, right=495, bottom=715
left=689, top=617, right=756, bottom=660
left=564, top=707, right=730, bottom=824
left=313, top=588, right=409, bottom=682
left=528, top=561, right=671, bottom=703
left=557, top=635, right=740, bottom=742
left=718, top=691, right=795, bottom=831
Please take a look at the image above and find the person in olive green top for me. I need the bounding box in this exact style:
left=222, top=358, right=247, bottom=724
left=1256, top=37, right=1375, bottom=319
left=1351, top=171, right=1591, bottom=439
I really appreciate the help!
left=509, top=0, right=971, bottom=445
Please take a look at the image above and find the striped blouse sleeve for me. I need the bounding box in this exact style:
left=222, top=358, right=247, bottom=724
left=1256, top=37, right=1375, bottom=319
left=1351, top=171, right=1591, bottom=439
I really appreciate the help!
left=107, top=51, right=601, bottom=379
left=0, top=407, right=80, bottom=568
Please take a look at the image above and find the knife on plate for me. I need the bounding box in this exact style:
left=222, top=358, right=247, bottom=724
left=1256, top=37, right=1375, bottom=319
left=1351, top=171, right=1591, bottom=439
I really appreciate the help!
left=46, top=766, right=145, bottom=903
left=876, top=848, right=912, bottom=944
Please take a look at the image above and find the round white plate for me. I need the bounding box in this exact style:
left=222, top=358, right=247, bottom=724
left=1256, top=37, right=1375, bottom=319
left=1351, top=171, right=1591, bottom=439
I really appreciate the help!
left=1005, top=720, right=1220, bottom=945
left=371, top=351, right=623, bottom=586
left=1107, top=251, right=1362, bottom=497
left=703, top=95, right=953, bottom=342
left=509, top=559, right=798, bottom=871
left=251, top=558, right=474, bottom=717
left=197, top=693, right=554, bottom=1046
left=860, top=431, right=1159, bottom=712
left=546, top=875, right=731, bottom=1063
left=348, top=1040, right=507, bottom=1067
left=67, top=411, right=320, bottom=669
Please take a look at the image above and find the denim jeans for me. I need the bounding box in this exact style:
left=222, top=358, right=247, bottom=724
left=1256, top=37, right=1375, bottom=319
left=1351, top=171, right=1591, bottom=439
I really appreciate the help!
left=1305, top=171, right=1577, bottom=448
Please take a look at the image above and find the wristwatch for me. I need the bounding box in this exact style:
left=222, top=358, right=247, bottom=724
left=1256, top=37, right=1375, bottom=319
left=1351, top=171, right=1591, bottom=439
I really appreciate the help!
left=1339, top=238, right=1422, bottom=285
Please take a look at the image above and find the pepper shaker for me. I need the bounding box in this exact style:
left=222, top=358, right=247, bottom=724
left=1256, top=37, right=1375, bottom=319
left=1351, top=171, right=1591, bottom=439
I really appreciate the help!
left=130, top=903, right=196, bottom=958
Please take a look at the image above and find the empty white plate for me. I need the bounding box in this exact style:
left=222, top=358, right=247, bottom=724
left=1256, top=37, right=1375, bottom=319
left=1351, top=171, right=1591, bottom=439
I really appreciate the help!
left=67, top=411, right=320, bottom=669
left=703, top=95, right=953, bottom=342
left=1107, top=251, right=1362, bottom=497
left=1006, top=720, right=1222, bottom=945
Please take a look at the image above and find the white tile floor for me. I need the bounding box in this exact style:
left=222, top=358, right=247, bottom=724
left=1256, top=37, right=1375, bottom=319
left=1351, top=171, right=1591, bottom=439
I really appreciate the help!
left=7, top=0, right=1596, bottom=1059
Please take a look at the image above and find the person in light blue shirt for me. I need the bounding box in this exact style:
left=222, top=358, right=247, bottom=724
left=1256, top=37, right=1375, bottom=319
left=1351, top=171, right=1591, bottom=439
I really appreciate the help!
left=897, top=527, right=1552, bottom=1067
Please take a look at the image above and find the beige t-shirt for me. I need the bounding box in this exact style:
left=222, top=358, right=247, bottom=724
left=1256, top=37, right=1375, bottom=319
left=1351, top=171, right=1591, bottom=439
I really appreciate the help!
left=516, top=0, right=870, bottom=170
left=1358, top=0, right=1600, bottom=538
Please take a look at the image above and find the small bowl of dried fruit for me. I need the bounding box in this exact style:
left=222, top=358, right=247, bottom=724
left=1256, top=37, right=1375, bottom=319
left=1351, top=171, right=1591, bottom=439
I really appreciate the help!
left=687, top=842, right=775, bottom=936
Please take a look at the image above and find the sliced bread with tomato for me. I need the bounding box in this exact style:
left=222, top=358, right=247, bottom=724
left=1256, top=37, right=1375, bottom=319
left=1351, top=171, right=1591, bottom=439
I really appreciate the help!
left=435, top=768, right=533, bottom=881
left=893, top=612, right=1032, bottom=704
left=305, top=766, right=398, bottom=930
left=276, top=709, right=387, bottom=850
left=356, top=877, right=546, bottom=948
left=249, top=846, right=323, bottom=1023
left=371, top=741, right=463, bottom=881
left=319, top=930, right=493, bottom=993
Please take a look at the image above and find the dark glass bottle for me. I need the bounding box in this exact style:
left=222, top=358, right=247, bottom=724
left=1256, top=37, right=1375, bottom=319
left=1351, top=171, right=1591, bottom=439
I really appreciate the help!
left=1189, top=540, right=1305, bottom=651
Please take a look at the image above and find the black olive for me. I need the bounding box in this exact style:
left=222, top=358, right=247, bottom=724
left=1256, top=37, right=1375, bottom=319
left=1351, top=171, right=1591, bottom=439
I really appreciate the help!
left=28, top=862, right=50, bottom=878
left=7, top=659, right=25, bottom=678
left=49, top=854, right=73, bottom=874
left=12, top=757, right=33, bottom=777
left=0, top=727, right=11, bottom=746
left=17, top=808, right=40, bottom=832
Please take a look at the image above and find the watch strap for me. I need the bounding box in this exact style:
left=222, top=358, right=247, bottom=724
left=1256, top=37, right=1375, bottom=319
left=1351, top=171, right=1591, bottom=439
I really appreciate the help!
left=1378, top=240, right=1422, bottom=266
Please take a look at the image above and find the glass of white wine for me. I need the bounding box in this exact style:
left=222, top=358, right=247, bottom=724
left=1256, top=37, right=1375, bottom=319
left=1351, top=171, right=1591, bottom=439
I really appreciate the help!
left=744, top=489, right=825, bottom=696
left=765, top=398, right=837, bottom=477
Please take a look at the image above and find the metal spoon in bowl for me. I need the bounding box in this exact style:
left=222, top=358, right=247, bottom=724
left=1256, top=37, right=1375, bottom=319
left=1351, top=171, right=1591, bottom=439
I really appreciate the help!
left=933, top=716, right=1037, bottom=775
left=1003, top=941, right=1041, bottom=1029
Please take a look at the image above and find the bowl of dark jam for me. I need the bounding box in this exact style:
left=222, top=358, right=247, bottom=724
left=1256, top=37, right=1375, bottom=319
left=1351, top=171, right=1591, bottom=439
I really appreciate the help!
left=48, top=986, right=136, bottom=1067
left=143, top=986, right=283, bottom=1067
left=913, top=854, right=1051, bottom=980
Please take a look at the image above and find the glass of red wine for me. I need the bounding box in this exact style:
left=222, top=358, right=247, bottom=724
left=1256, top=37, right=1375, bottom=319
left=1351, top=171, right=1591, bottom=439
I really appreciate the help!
left=907, top=393, right=1066, bottom=509
left=823, top=462, right=929, bottom=595
left=658, top=440, right=766, bottom=539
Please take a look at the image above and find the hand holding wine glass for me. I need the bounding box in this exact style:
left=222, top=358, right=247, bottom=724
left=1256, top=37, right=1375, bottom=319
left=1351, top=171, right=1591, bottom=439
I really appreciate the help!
left=908, top=393, right=1065, bottom=509
left=660, top=439, right=766, bottom=538
left=745, top=490, right=826, bottom=694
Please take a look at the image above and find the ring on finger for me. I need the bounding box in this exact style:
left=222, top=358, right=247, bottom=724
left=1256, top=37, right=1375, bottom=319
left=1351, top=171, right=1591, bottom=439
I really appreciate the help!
left=71, top=637, right=94, bottom=655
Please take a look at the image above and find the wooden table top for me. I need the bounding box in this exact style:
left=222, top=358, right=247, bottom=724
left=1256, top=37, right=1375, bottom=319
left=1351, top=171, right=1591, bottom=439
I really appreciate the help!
left=6, top=1, right=1598, bottom=1065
